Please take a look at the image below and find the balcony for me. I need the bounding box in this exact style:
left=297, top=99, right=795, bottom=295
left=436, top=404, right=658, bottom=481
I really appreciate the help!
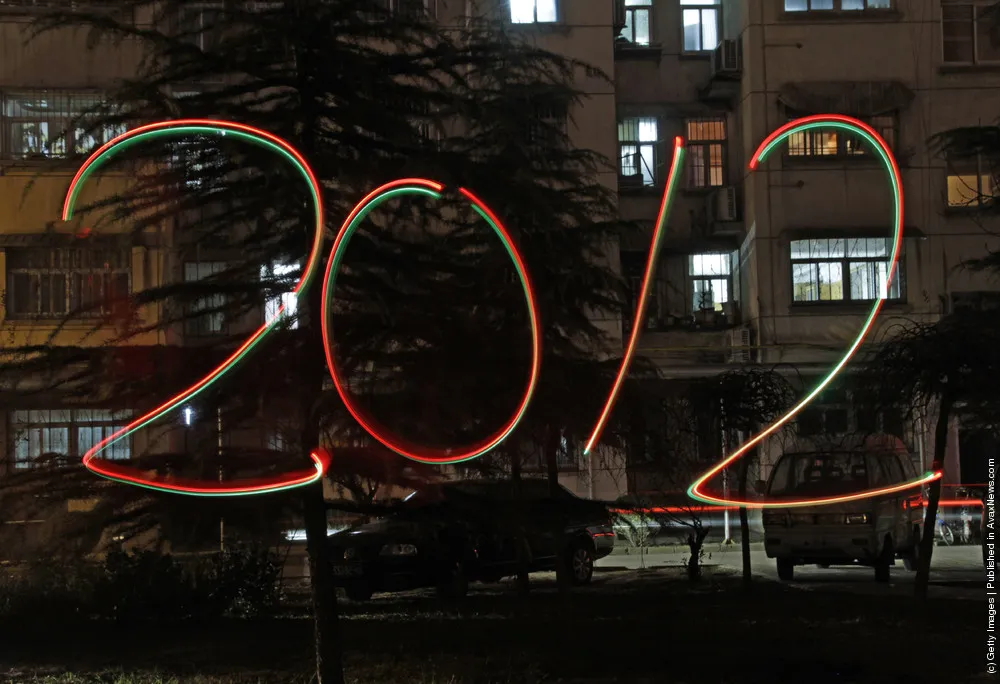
left=627, top=302, right=746, bottom=369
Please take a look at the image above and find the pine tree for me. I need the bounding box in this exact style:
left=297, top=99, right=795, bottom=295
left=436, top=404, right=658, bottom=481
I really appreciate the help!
left=3, top=1, right=632, bottom=680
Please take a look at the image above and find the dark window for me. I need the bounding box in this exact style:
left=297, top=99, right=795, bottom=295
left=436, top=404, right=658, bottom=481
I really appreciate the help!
left=5, top=247, right=130, bottom=319
left=942, top=2, right=1000, bottom=65
left=184, top=261, right=227, bottom=335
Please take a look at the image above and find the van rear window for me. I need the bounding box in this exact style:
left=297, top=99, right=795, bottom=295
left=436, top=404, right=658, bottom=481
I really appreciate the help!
left=768, top=452, right=869, bottom=497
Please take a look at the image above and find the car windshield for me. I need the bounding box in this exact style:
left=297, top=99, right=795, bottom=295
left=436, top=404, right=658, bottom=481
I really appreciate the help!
left=767, top=451, right=869, bottom=497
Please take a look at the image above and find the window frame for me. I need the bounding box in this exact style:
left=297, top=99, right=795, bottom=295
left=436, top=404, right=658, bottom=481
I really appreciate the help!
left=784, top=112, right=897, bottom=160
left=509, top=0, right=559, bottom=25
left=619, top=0, right=652, bottom=46
left=688, top=252, right=733, bottom=312
left=788, top=237, right=904, bottom=305
left=685, top=116, right=728, bottom=190
left=4, top=247, right=132, bottom=320
left=617, top=116, right=659, bottom=188
left=10, top=408, right=132, bottom=471
left=945, top=152, right=997, bottom=209
left=941, top=1, right=1000, bottom=66
left=783, top=0, right=895, bottom=12
left=679, top=0, right=720, bottom=53
left=183, top=261, right=228, bottom=336
left=0, top=89, right=124, bottom=161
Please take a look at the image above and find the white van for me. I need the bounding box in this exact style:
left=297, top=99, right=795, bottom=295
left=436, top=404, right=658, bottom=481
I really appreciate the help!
left=762, top=434, right=924, bottom=582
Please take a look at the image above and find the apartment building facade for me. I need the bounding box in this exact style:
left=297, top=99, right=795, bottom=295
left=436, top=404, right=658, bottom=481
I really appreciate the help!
left=612, top=0, right=1000, bottom=488
left=2, top=0, right=997, bottom=556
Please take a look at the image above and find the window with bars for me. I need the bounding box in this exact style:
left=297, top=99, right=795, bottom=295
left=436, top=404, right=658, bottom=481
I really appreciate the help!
left=0, top=90, right=124, bottom=160
left=619, top=0, right=651, bottom=46
left=685, top=117, right=726, bottom=189
left=10, top=409, right=131, bottom=470
left=784, top=0, right=892, bottom=10
left=947, top=153, right=997, bottom=208
left=261, top=262, right=299, bottom=328
left=527, top=102, right=568, bottom=147
left=5, top=247, right=130, bottom=319
left=184, top=262, right=227, bottom=335
left=786, top=114, right=896, bottom=158
left=680, top=0, right=719, bottom=52
left=790, top=237, right=902, bottom=303
left=689, top=253, right=732, bottom=311
left=618, top=117, right=658, bottom=187
left=509, top=0, right=557, bottom=24
left=942, top=1, right=1000, bottom=64
left=522, top=433, right=578, bottom=472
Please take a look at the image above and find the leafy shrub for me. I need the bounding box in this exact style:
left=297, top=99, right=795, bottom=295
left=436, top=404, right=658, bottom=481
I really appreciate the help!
left=199, top=545, right=284, bottom=619
left=0, top=546, right=284, bottom=624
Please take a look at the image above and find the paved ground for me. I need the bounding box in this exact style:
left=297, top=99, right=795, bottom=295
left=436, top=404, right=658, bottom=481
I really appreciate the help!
left=598, top=542, right=986, bottom=600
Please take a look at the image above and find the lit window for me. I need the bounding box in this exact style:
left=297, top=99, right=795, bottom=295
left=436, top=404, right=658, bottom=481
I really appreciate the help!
left=942, top=2, right=1000, bottom=65
left=685, top=117, right=727, bottom=189
left=5, top=248, right=130, bottom=319
left=184, top=262, right=227, bottom=335
left=510, top=0, right=556, bottom=24
left=618, top=117, right=658, bottom=187
left=0, top=90, right=124, bottom=160
left=11, top=409, right=132, bottom=470
left=946, top=154, right=997, bottom=208
left=261, top=262, right=299, bottom=329
left=680, top=0, right=719, bottom=52
left=688, top=253, right=732, bottom=311
left=790, top=238, right=902, bottom=303
left=619, top=0, right=651, bottom=46
left=785, top=0, right=891, bottom=10
left=787, top=114, right=895, bottom=158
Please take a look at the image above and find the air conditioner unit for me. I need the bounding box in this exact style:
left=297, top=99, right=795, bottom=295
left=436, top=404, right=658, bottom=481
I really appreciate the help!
left=712, top=38, right=742, bottom=76
left=709, top=185, right=739, bottom=222
left=727, top=326, right=752, bottom=364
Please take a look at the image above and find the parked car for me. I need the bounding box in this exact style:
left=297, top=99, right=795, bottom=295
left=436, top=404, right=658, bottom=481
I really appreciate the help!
left=328, top=478, right=615, bottom=601
left=762, top=434, right=924, bottom=583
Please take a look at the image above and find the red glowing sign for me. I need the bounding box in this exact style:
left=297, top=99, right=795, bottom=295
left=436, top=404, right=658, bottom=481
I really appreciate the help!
left=63, top=116, right=938, bottom=506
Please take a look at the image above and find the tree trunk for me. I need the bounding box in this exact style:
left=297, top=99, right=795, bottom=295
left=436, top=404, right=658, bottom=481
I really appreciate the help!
left=511, top=450, right=530, bottom=595
left=303, top=479, right=344, bottom=684
left=915, top=395, right=951, bottom=600
left=291, top=12, right=344, bottom=680
left=545, top=424, right=560, bottom=497
left=737, top=436, right=752, bottom=590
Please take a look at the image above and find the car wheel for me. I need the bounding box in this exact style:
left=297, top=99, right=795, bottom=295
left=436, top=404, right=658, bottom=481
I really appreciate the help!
left=902, top=526, right=920, bottom=572
left=561, top=541, right=595, bottom=586
left=345, top=583, right=373, bottom=602
left=874, top=535, right=892, bottom=583
left=435, top=559, right=469, bottom=600
left=776, top=559, right=794, bottom=581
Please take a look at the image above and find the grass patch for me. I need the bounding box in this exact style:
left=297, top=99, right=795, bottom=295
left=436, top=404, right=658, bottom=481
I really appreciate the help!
left=0, top=568, right=981, bottom=684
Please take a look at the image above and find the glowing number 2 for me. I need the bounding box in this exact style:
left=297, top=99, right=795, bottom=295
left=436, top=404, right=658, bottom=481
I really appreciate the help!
left=685, top=115, right=942, bottom=508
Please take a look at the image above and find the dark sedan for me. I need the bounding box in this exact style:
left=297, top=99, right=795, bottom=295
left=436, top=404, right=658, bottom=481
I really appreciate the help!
left=328, top=478, right=615, bottom=601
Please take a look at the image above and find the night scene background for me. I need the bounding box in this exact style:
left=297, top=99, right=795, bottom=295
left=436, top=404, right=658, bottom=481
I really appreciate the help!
left=0, top=1, right=991, bottom=683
